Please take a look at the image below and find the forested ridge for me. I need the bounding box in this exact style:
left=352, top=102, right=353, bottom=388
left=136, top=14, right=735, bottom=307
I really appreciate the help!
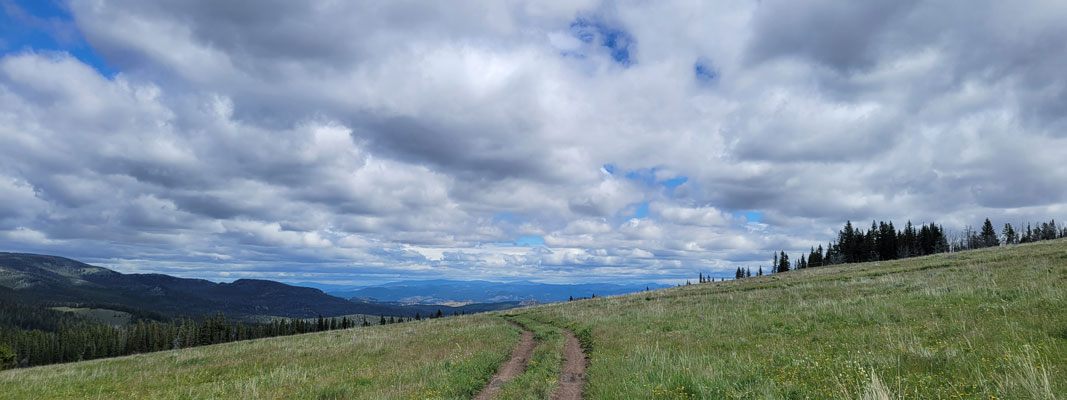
left=0, top=297, right=441, bottom=369
left=715, top=218, right=1065, bottom=280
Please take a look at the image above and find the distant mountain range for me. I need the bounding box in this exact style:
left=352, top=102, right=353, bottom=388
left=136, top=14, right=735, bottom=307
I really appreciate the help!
left=327, top=279, right=668, bottom=304
left=0, top=253, right=521, bottom=320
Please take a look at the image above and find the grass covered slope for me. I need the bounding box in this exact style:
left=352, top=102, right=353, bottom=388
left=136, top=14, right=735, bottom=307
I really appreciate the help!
left=0, top=315, right=518, bottom=399
left=1, top=240, right=1064, bottom=399
left=518, top=239, right=1067, bottom=399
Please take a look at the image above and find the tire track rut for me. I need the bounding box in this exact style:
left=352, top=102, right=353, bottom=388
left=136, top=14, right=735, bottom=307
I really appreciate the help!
left=473, top=323, right=537, bottom=400
left=549, top=330, right=587, bottom=400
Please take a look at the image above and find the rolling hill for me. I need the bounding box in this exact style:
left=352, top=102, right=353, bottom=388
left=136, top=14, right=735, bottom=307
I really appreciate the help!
left=0, top=253, right=520, bottom=319
left=2, top=240, right=1065, bottom=399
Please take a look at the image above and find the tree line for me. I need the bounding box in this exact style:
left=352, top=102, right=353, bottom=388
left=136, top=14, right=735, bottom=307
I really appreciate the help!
left=701, top=218, right=1065, bottom=280
left=0, top=298, right=455, bottom=369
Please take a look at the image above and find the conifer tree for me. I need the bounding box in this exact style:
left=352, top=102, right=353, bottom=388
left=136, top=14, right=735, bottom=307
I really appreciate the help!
left=1042, top=219, right=1057, bottom=240
left=977, top=218, right=999, bottom=247
left=1002, top=223, right=1017, bottom=245
left=777, top=251, right=790, bottom=273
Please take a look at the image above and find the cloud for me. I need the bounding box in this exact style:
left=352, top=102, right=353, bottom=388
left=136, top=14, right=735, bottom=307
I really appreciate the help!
left=1, top=0, right=1065, bottom=284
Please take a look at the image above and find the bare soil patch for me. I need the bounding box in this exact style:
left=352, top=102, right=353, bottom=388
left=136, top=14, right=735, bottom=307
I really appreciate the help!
left=473, top=325, right=537, bottom=400
left=550, top=330, right=587, bottom=400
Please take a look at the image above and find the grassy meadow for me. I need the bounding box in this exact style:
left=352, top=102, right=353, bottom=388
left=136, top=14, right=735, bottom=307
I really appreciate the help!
left=518, top=239, right=1067, bottom=399
left=2, top=239, right=1065, bottom=399
left=496, top=315, right=567, bottom=400
left=0, top=315, right=517, bottom=399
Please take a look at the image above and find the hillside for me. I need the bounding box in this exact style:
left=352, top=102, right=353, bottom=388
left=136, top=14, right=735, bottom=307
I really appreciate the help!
left=0, top=253, right=521, bottom=320
left=2, top=240, right=1065, bottom=399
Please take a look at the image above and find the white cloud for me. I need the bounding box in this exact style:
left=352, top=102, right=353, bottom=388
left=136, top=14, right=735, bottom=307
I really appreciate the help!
left=1, top=0, right=1065, bottom=284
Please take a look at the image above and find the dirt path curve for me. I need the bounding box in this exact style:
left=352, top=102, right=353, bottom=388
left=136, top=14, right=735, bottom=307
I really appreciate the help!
left=473, top=323, right=536, bottom=400
left=550, top=330, right=588, bottom=400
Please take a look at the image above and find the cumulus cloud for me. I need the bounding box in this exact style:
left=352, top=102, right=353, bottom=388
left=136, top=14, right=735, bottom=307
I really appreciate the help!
left=1, top=0, right=1066, bottom=284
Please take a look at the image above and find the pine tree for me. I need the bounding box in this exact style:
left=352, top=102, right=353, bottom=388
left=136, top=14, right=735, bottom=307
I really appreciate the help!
left=839, top=221, right=856, bottom=262
left=778, top=251, right=790, bottom=273
left=758, top=266, right=763, bottom=276
left=746, top=267, right=752, bottom=278
left=1043, top=219, right=1058, bottom=240
left=1002, top=223, right=1017, bottom=245
left=980, top=218, right=999, bottom=247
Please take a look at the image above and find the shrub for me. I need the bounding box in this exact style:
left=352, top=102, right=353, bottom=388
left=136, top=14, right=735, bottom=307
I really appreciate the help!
left=0, top=344, right=16, bottom=370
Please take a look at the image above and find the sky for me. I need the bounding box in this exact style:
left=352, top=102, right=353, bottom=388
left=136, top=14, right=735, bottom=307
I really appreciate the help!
left=1, top=0, right=1066, bottom=285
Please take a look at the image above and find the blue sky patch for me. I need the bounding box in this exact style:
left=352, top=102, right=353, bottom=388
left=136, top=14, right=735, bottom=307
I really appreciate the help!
left=624, top=168, right=656, bottom=185
left=494, top=212, right=517, bottom=223
left=660, top=176, right=688, bottom=188
left=0, top=0, right=115, bottom=77
left=619, top=166, right=687, bottom=189
left=570, top=17, right=635, bottom=66
left=515, top=235, right=545, bottom=246
left=735, top=211, right=762, bottom=222
left=630, top=202, right=649, bottom=219
left=694, top=59, right=718, bottom=83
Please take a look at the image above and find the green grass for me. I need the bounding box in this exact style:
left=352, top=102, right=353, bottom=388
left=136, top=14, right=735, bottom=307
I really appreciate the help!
left=3, top=240, right=1066, bottom=399
left=516, top=239, right=1067, bottom=399
left=0, top=315, right=517, bottom=399
left=496, top=315, right=566, bottom=400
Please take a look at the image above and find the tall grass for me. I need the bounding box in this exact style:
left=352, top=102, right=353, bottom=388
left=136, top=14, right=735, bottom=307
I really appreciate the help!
left=495, top=315, right=566, bottom=400
left=0, top=315, right=517, bottom=399
left=515, top=239, right=1067, bottom=399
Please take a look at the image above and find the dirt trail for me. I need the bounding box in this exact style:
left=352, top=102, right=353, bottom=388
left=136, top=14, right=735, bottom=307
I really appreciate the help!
left=473, top=324, right=537, bottom=400
left=550, top=330, right=587, bottom=400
